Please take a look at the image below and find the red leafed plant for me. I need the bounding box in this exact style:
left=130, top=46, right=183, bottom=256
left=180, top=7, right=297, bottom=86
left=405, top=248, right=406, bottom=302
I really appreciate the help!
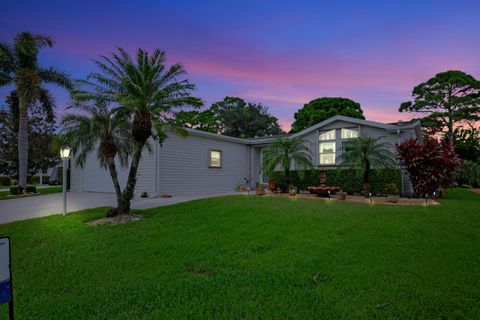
left=396, top=137, right=460, bottom=196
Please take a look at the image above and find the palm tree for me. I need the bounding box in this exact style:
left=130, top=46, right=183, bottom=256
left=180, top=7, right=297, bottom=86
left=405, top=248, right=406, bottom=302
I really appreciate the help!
left=0, top=32, right=72, bottom=190
left=340, top=136, right=396, bottom=194
left=261, top=137, right=313, bottom=189
left=61, top=97, right=131, bottom=216
left=77, top=48, right=202, bottom=215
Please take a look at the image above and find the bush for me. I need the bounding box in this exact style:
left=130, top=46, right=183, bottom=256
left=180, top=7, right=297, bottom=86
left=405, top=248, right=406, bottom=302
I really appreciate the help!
left=27, top=176, right=40, bottom=185
left=10, top=186, right=20, bottom=195
left=385, top=183, right=400, bottom=195
left=0, top=176, right=11, bottom=186
left=10, top=179, right=18, bottom=185
left=456, top=161, right=480, bottom=188
left=269, top=168, right=402, bottom=195
left=26, top=185, right=37, bottom=193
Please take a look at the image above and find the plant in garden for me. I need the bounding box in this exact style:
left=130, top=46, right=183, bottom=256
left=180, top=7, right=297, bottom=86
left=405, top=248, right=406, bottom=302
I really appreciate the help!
left=261, top=137, right=313, bottom=190
left=61, top=98, right=132, bottom=214
left=396, top=136, right=461, bottom=196
left=0, top=32, right=72, bottom=190
left=75, top=48, right=202, bottom=216
left=340, top=136, right=396, bottom=195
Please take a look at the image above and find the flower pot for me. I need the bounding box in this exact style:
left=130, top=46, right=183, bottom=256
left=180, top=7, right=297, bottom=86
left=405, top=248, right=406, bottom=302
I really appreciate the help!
left=337, top=192, right=347, bottom=200
left=268, top=181, right=278, bottom=193
left=289, top=188, right=297, bottom=196
left=256, top=188, right=265, bottom=196
left=387, top=195, right=400, bottom=203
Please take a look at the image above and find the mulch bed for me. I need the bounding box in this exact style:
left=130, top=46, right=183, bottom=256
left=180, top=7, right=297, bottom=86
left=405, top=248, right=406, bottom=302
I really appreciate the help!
left=87, top=214, right=143, bottom=226
left=470, top=189, right=480, bottom=194
left=264, top=192, right=439, bottom=206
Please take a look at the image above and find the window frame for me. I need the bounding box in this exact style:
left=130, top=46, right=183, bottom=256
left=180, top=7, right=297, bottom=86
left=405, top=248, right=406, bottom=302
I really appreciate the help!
left=319, top=141, right=336, bottom=165
left=209, top=149, right=223, bottom=168
left=341, top=128, right=359, bottom=139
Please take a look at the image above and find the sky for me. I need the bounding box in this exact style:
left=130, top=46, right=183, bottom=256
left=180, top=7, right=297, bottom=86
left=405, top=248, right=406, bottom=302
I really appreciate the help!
left=1, top=0, right=480, bottom=131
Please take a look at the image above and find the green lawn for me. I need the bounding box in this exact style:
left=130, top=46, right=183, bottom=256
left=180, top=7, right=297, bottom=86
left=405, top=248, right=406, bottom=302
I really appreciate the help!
left=1, top=189, right=479, bottom=319
left=0, top=186, right=62, bottom=200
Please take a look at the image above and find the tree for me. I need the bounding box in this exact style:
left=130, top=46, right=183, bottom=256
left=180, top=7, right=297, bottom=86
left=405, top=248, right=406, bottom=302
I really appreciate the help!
left=61, top=98, right=131, bottom=213
left=174, top=109, right=220, bottom=133
left=340, top=136, right=396, bottom=195
left=0, top=91, right=59, bottom=177
left=76, top=48, right=202, bottom=216
left=291, top=97, right=365, bottom=133
left=0, top=32, right=72, bottom=190
left=397, top=137, right=460, bottom=196
left=210, top=96, right=284, bottom=138
left=452, top=126, right=480, bottom=161
left=261, top=137, right=313, bottom=189
left=399, top=70, right=480, bottom=142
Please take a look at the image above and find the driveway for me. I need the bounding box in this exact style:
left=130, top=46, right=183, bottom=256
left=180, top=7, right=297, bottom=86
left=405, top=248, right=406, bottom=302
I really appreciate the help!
left=0, top=191, right=244, bottom=225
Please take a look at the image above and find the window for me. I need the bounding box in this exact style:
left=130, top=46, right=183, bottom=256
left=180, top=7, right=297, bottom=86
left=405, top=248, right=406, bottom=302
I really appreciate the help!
left=319, top=142, right=336, bottom=164
left=319, top=129, right=336, bottom=141
left=341, top=128, right=359, bottom=139
left=210, top=150, right=222, bottom=167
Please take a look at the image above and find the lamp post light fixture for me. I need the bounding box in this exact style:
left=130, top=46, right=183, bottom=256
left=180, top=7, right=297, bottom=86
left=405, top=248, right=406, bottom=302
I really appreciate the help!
left=60, top=147, right=71, bottom=216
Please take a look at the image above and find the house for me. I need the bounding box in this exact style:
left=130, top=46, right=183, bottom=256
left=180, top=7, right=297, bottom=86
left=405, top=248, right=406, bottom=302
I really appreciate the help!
left=70, top=115, right=422, bottom=196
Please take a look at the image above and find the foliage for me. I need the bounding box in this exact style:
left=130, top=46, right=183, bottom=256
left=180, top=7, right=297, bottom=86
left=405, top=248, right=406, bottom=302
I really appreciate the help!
left=0, top=91, right=60, bottom=176
left=75, top=47, right=202, bottom=216
left=455, top=160, right=480, bottom=188
left=452, top=126, right=480, bottom=161
left=261, top=137, right=313, bottom=189
left=340, top=136, right=396, bottom=192
left=25, top=185, right=36, bottom=193
left=399, top=70, right=480, bottom=141
left=385, top=183, right=400, bottom=195
left=0, top=176, right=11, bottom=186
left=0, top=31, right=72, bottom=189
left=212, top=96, right=284, bottom=138
left=290, top=97, right=365, bottom=133
left=27, top=176, right=40, bottom=184
left=174, top=109, right=220, bottom=133
left=397, top=136, right=461, bottom=196
left=269, top=168, right=402, bottom=194
left=9, top=186, right=20, bottom=195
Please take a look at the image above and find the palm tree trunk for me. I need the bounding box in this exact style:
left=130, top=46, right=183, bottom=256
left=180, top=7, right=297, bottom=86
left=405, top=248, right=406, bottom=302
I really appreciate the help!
left=112, top=141, right=144, bottom=216
left=17, top=98, right=28, bottom=191
left=363, top=162, right=371, bottom=197
left=106, top=157, right=122, bottom=212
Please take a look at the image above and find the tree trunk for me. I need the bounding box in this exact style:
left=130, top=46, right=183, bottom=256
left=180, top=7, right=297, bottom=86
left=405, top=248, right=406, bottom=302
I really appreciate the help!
left=17, top=98, right=28, bottom=191
left=285, top=169, right=290, bottom=192
left=110, top=141, right=145, bottom=217
left=363, top=162, right=371, bottom=197
left=447, top=118, right=454, bottom=142
left=106, top=157, right=123, bottom=213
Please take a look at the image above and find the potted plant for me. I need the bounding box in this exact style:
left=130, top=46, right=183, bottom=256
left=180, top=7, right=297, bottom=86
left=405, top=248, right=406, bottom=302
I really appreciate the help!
left=288, top=185, right=297, bottom=196
left=385, top=183, right=400, bottom=203
left=337, top=191, right=348, bottom=200
left=256, top=183, right=266, bottom=196
left=268, top=181, right=278, bottom=193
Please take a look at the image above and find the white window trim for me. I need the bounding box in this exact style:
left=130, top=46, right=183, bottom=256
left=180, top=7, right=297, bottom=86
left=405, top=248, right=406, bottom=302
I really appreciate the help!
left=209, top=149, right=222, bottom=168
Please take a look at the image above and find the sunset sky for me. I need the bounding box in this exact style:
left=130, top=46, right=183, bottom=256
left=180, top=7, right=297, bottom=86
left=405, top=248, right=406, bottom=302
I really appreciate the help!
left=1, top=0, right=480, bottom=131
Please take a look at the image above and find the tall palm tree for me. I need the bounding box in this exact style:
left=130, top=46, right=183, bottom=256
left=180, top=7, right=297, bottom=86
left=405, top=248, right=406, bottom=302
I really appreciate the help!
left=340, top=136, right=396, bottom=194
left=77, top=48, right=202, bottom=215
left=261, top=137, right=313, bottom=189
left=61, top=97, right=131, bottom=216
left=0, top=32, right=72, bottom=190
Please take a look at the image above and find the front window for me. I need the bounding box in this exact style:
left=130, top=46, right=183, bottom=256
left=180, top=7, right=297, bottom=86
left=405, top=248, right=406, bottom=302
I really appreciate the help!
left=319, top=142, right=336, bottom=165
left=319, top=129, right=336, bottom=140
left=210, top=150, right=222, bottom=167
left=341, top=128, right=358, bottom=139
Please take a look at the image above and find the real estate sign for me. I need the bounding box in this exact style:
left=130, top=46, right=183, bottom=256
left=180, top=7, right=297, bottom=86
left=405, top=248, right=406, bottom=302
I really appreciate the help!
left=0, top=237, right=12, bottom=305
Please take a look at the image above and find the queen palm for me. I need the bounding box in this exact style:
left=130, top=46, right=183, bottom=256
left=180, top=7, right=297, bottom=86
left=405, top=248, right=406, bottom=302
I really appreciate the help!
left=261, top=137, right=313, bottom=189
left=340, top=136, right=396, bottom=194
left=78, top=48, right=202, bottom=215
left=61, top=98, right=131, bottom=215
left=0, top=32, right=72, bottom=190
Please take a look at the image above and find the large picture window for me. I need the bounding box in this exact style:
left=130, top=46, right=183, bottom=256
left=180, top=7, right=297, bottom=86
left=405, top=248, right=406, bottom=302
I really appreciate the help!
left=210, top=150, right=222, bottom=167
left=341, top=128, right=359, bottom=139
left=319, top=129, right=336, bottom=141
left=319, top=142, right=336, bottom=164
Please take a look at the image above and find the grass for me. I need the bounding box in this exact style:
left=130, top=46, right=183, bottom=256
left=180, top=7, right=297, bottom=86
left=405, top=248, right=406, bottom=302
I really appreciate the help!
left=0, top=186, right=62, bottom=200
left=0, top=189, right=479, bottom=319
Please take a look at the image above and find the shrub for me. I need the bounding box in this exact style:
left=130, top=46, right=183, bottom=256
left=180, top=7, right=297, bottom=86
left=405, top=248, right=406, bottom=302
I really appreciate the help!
left=43, top=176, right=50, bottom=185
left=26, top=185, right=37, bottom=193
left=269, top=168, right=402, bottom=195
left=0, top=176, right=11, bottom=186
left=10, top=179, right=18, bottom=185
left=397, top=137, right=461, bottom=196
left=456, top=160, right=480, bottom=188
left=27, top=176, right=40, bottom=185
left=385, top=183, right=400, bottom=195
left=10, top=186, right=20, bottom=195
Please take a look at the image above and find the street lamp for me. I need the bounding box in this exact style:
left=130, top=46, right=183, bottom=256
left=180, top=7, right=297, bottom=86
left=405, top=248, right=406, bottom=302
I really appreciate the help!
left=60, top=147, right=71, bottom=216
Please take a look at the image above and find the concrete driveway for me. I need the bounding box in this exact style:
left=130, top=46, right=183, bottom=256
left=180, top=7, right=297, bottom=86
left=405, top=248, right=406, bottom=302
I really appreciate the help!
left=0, top=191, right=243, bottom=225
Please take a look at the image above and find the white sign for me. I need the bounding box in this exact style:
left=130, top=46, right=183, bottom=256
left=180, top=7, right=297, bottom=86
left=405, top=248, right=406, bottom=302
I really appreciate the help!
left=0, top=237, right=11, bottom=304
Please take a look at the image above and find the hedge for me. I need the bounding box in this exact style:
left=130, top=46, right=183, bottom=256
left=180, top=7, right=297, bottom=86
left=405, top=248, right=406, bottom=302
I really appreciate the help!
left=268, top=168, right=402, bottom=195
left=0, top=176, right=11, bottom=186
left=27, top=176, right=40, bottom=185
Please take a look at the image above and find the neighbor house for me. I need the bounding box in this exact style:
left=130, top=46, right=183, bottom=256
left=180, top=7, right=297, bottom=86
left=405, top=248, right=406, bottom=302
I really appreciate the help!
left=70, top=115, right=422, bottom=196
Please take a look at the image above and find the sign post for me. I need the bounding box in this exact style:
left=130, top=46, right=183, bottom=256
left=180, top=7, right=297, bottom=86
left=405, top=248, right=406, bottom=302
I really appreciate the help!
left=0, top=237, right=13, bottom=320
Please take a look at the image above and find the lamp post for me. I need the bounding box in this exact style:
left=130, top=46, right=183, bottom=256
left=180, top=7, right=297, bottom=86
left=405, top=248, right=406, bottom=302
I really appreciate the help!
left=60, top=147, right=71, bottom=216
